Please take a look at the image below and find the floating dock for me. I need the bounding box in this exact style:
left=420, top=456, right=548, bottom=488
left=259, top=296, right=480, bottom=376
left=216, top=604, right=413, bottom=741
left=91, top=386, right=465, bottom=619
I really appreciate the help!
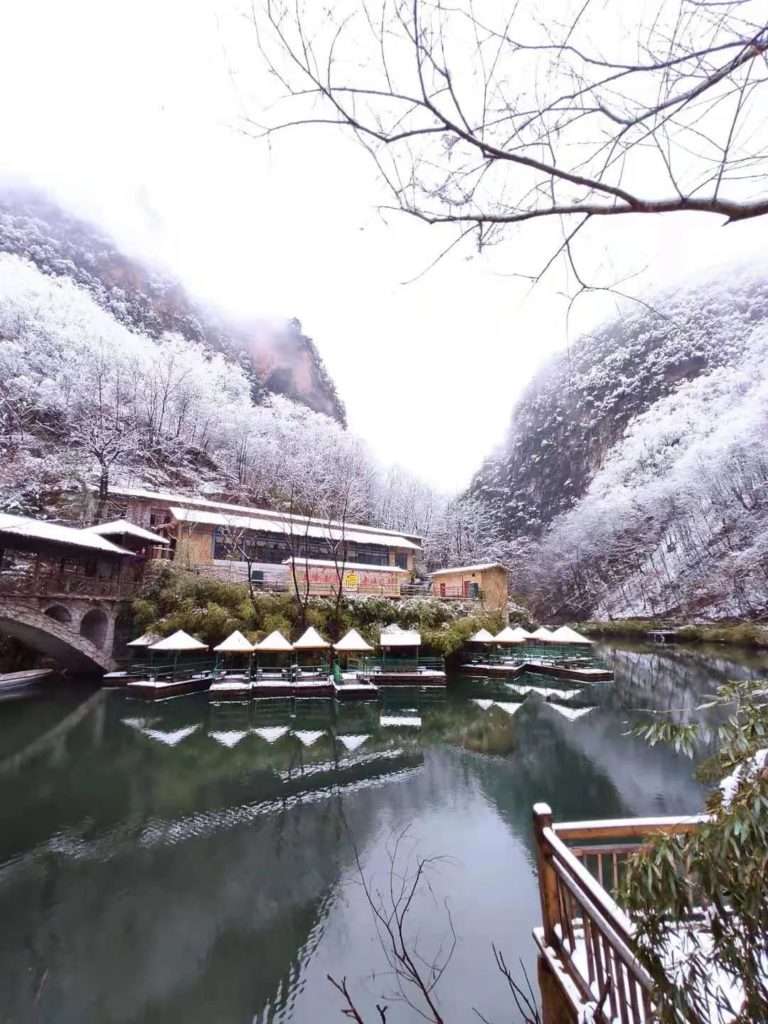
left=361, top=669, right=446, bottom=686
left=333, top=680, right=379, bottom=701
left=460, top=661, right=613, bottom=682
left=208, top=675, right=253, bottom=701
left=126, top=673, right=213, bottom=700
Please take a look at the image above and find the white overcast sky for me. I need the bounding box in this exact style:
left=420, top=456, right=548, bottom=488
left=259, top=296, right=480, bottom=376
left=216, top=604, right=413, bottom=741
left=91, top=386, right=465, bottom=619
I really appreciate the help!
left=0, top=0, right=765, bottom=492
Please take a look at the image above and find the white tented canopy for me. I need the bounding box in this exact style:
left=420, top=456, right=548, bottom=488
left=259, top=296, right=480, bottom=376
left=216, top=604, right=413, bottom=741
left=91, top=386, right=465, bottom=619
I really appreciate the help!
left=214, top=630, right=257, bottom=653
left=548, top=626, right=594, bottom=645
left=493, top=626, right=525, bottom=644
left=293, top=626, right=330, bottom=650
left=150, top=630, right=208, bottom=651
left=126, top=632, right=161, bottom=648
left=529, top=627, right=557, bottom=642
left=511, top=626, right=534, bottom=640
left=334, top=629, right=374, bottom=653
left=256, top=630, right=293, bottom=653
left=380, top=625, right=421, bottom=647
left=469, top=628, right=495, bottom=643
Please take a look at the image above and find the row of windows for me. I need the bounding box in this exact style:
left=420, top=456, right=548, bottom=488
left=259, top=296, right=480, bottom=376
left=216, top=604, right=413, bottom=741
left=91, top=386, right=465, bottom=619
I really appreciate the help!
left=212, top=528, right=405, bottom=568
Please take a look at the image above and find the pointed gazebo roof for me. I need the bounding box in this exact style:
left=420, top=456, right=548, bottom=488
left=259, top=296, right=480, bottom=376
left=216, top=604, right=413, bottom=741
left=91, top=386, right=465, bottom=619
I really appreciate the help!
left=529, top=627, right=556, bottom=642
left=509, top=626, right=533, bottom=640
left=334, top=628, right=374, bottom=653
left=126, top=631, right=162, bottom=648
left=380, top=625, right=421, bottom=647
left=150, top=630, right=208, bottom=651
left=256, top=630, right=293, bottom=652
left=469, top=628, right=495, bottom=643
left=494, top=626, right=525, bottom=644
left=548, top=625, right=594, bottom=645
left=293, top=626, right=330, bottom=650
left=214, top=630, right=257, bottom=653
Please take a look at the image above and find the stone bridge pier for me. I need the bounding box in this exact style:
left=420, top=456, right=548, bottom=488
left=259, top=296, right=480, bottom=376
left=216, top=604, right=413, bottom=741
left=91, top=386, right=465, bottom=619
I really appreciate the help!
left=0, top=595, right=122, bottom=673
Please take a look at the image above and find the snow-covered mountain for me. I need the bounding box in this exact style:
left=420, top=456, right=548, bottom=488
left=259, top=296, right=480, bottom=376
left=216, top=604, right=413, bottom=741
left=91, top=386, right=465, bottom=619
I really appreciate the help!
left=470, top=266, right=768, bottom=620
left=0, top=188, right=345, bottom=424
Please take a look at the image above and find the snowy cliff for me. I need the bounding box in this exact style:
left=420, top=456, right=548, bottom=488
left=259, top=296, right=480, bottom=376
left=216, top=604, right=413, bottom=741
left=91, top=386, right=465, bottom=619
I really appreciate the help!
left=0, top=188, right=346, bottom=425
left=471, top=267, right=768, bottom=620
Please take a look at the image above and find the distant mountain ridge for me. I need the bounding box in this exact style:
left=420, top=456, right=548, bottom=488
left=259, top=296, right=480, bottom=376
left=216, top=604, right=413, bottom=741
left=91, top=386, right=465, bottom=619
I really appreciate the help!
left=0, top=188, right=346, bottom=424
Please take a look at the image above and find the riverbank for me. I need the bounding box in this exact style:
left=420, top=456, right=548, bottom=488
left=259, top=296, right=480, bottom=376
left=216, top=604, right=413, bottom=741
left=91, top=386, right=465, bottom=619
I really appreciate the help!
left=581, top=618, right=768, bottom=648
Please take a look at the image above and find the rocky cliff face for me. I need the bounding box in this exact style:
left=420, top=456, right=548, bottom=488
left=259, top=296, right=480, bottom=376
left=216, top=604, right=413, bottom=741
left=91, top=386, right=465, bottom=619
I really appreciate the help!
left=471, top=267, right=768, bottom=619
left=471, top=269, right=768, bottom=539
left=0, top=188, right=345, bottom=424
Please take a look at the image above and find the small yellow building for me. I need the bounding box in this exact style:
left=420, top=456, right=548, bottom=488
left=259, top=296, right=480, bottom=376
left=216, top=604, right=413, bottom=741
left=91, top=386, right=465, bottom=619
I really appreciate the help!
left=429, top=563, right=509, bottom=612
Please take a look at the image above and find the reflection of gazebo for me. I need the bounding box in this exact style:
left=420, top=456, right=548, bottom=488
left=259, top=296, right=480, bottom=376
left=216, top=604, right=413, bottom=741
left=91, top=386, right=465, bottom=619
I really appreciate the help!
left=333, top=629, right=374, bottom=677
left=379, top=625, right=421, bottom=672
left=213, top=630, right=257, bottom=679
left=149, top=630, right=209, bottom=680
left=255, top=630, right=294, bottom=679
left=292, top=626, right=330, bottom=678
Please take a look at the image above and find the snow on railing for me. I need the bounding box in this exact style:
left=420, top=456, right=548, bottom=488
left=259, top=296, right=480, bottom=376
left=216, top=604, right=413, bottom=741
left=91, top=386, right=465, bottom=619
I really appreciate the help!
left=533, top=804, right=708, bottom=1024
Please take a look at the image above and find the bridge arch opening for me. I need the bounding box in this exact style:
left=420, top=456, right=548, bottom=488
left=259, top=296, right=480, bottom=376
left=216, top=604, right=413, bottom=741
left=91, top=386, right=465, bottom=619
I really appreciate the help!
left=79, top=608, right=109, bottom=648
left=45, top=604, right=73, bottom=626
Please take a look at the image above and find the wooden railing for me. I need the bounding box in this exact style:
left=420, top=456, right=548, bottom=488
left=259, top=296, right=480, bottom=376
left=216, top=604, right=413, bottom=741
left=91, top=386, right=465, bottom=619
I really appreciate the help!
left=532, top=803, right=708, bottom=1024
left=0, top=571, right=137, bottom=601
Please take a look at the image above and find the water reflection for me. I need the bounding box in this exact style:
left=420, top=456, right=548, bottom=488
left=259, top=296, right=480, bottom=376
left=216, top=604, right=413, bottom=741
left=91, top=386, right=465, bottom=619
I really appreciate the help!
left=0, top=642, right=764, bottom=1023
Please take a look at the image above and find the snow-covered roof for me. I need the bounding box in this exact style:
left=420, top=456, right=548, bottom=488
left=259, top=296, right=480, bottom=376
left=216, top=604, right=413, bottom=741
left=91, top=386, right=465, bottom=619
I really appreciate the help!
left=0, top=513, right=132, bottom=556
left=430, top=563, right=507, bottom=576
left=334, top=628, right=374, bottom=652
left=494, top=626, right=525, bottom=644
left=510, top=626, right=533, bottom=640
left=84, top=519, right=169, bottom=544
left=126, top=632, right=162, bottom=647
left=213, top=630, right=257, bottom=653
left=529, top=627, right=557, bottom=641
left=150, top=630, right=208, bottom=651
left=548, top=625, right=594, bottom=645
left=111, top=486, right=420, bottom=547
left=256, top=629, right=293, bottom=652
left=380, top=625, right=421, bottom=646
left=293, top=626, right=330, bottom=650
left=112, top=485, right=423, bottom=548
left=284, top=557, right=408, bottom=574
left=469, top=628, right=495, bottom=643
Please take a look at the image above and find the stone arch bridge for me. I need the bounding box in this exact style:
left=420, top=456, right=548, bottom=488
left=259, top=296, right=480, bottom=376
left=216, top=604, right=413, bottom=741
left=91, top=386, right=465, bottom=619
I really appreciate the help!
left=0, top=588, right=124, bottom=673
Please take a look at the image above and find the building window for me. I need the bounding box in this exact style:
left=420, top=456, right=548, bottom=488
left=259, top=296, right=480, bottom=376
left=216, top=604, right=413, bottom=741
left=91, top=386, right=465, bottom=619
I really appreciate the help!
left=394, top=551, right=409, bottom=570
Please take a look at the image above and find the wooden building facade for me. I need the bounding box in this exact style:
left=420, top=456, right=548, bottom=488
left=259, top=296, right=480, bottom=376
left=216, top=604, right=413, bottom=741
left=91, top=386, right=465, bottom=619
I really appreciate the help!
left=108, top=487, right=420, bottom=597
left=429, top=563, right=509, bottom=611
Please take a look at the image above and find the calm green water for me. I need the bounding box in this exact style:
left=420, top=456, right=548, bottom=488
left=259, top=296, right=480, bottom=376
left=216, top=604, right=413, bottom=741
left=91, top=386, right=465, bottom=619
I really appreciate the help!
left=1, top=642, right=766, bottom=1024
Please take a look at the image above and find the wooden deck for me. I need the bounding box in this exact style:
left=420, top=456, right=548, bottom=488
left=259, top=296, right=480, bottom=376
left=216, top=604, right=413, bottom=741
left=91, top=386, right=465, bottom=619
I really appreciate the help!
left=461, top=661, right=613, bottom=682
left=532, top=803, right=708, bottom=1024
left=126, top=673, right=213, bottom=700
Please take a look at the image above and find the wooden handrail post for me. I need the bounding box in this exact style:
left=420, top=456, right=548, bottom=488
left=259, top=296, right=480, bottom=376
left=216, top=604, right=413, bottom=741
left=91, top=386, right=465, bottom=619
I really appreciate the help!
left=533, top=802, right=559, bottom=946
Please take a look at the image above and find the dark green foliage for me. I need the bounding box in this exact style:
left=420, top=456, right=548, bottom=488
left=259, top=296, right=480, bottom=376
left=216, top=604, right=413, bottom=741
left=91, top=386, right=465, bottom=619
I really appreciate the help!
left=581, top=619, right=768, bottom=648
left=131, top=565, right=499, bottom=652
left=623, top=679, right=768, bottom=1022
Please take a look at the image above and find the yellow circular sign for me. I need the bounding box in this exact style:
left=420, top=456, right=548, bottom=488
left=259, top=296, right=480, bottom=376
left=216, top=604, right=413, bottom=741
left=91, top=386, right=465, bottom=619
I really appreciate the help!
left=343, top=571, right=360, bottom=589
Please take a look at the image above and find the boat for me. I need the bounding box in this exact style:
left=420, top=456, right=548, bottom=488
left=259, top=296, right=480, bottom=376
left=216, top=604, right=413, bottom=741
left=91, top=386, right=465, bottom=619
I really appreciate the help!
left=0, top=668, right=53, bottom=696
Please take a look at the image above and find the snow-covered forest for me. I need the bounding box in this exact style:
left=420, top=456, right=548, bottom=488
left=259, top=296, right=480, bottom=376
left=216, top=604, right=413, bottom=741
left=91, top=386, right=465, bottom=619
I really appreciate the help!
left=472, top=264, right=768, bottom=620
left=0, top=254, right=486, bottom=570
